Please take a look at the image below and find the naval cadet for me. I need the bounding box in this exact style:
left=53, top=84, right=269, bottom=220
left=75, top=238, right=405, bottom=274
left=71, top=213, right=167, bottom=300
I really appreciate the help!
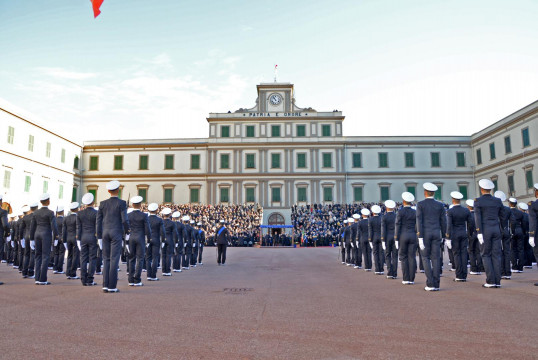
left=475, top=179, right=507, bottom=288
left=466, top=200, right=484, bottom=275
left=508, top=197, right=525, bottom=273
left=339, top=219, right=348, bottom=264
left=30, top=193, right=59, bottom=285
left=182, top=215, right=192, bottom=269
left=344, top=218, right=353, bottom=266
left=416, top=182, right=446, bottom=291
left=146, top=203, right=164, bottom=281
left=528, top=183, right=538, bottom=286
left=382, top=200, right=397, bottom=279
left=351, top=214, right=361, bottom=269
left=171, top=211, right=183, bottom=272
left=0, top=195, right=8, bottom=285
left=64, top=202, right=80, bottom=280
left=494, top=190, right=513, bottom=280
left=216, top=219, right=230, bottom=265
left=53, top=206, right=66, bottom=274
left=369, top=205, right=384, bottom=275
left=161, top=207, right=175, bottom=276
left=96, top=180, right=130, bottom=293
left=190, top=220, right=199, bottom=267
left=77, top=193, right=98, bottom=286
left=359, top=209, right=372, bottom=271
left=395, top=192, right=417, bottom=285
left=127, top=196, right=151, bottom=286
left=20, top=204, right=36, bottom=279
left=446, top=191, right=473, bottom=282
left=196, top=222, right=205, bottom=265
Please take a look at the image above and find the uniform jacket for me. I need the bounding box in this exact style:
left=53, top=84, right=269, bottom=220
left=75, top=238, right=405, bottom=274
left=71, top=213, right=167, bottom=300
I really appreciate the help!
left=446, top=205, right=472, bottom=239
left=63, top=213, right=77, bottom=242
left=381, top=212, right=396, bottom=242
left=395, top=206, right=416, bottom=241
left=216, top=225, right=230, bottom=245
left=474, top=194, right=507, bottom=235
left=416, top=198, right=447, bottom=238
left=96, top=197, right=130, bottom=238
left=30, top=207, right=59, bottom=239
left=148, top=215, right=165, bottom=244
left=530, top=199, right=538, bottom=237
left=509, top=207, right=525, bottom=236
left=76, top=207, right=98, bottom=240
left=368, top=216, right=381, bottom=242
left=358, top=218, right=369, bottom=242
left=128, top=210, right=151, bottom=243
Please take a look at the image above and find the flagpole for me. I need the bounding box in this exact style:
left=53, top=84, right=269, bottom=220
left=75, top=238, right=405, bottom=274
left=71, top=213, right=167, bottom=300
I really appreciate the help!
left=274, top=65, right=278, bottom=83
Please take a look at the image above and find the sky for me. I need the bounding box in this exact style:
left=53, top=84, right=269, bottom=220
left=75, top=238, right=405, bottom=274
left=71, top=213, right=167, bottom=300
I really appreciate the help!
left=1, top=0, right=538, bottom=143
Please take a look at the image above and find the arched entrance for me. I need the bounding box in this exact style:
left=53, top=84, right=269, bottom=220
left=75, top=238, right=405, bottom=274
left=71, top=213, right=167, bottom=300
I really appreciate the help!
left=268, top=212, right=285, bottom=237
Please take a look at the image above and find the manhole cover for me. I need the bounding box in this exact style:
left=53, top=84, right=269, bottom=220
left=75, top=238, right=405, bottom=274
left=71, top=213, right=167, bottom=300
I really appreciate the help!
left=223, top=288, right=254, bottom=295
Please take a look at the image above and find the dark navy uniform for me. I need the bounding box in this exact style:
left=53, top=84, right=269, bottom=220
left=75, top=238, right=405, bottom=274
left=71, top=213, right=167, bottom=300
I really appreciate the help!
left=395, top=206, right=417, bottom=283
left=197, top=228, right=205, bottom=264
left=162, top=218, right=176, bottom=274
left=53, top=215, right=65, bottom=273
left=190, top=224, right=198, bottom=266
left=474, top=194, right=507, bottom=286
left=344, top=224, right=353, bottom=265
left=96, top=197, right=130, bottom=290
left=416, top=198, right=447, bottom=289
left=20, top=212, right=35, bottom=277
left=467, top=209, right=484, bottom=273
left=63, top=213, right=79, bottom=279
left=351, top=221, right=361, bottom=268
left=172, top=221, right=183, bottom=271
left=146, top=214, right=165, bottom=280
left=528, top=200, right=538, bottom=266
left=0, top=208, right=8, bottom=267
left=216, top=224, right=230, bottom=265
left=77, top=207, right=98, bottom=285
left=509, top=206, right=525, bottom=272
left=358, top=218, right=372, bottom=270
left=127, top=210, right=151, bottom=284
left=446, top=205, right=472, bottom=280
left=183, top=223, right=193, bottom=268
left=382, top=211, right=397, bottom=278
left=368, top=215, right=383, bottom=273
left=338, top=225, right=346, bottom=263
left=499, top=205, right=512, bottom=277
left=30, top=206, right=59, bottom=284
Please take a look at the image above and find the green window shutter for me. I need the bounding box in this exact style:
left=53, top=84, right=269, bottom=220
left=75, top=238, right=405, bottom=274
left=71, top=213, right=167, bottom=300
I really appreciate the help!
left=378, top=153, right=388, bottom=168
left=90, top=156, right=98, bottom=170
left=381, top=187, right=389, bottom=201
left=28, top=135, right=34, bottom=151
left=476, top=149, right=482, bottom=165
left=352, top=153, right=362, bottom=168
left=24, top=176, right=31, bottom=192
left=46, top=142, right=51, bottom=157
left=165, top=155, right=174, bottom=169
left=246, top=126, right=255, bottom=138
left=71, top=187, right=77, bottom=202
left=220, top=154, right=229, bottom=169
left=271, top=125, right=281, bottom=137
left=457, top=152, right=466, bottom=167
left=323, top=187, right=333, bottom=202
left=246, top=188, right=255, bottom=202
left=296, top=125, right=306, bottom=137
left=114, top=155, right=123, bottom=170
left=297, top=153, right=306, bottom=168
left=322, top=125, right=331, bottom=137
left=220, top=188, right=229, bottom=202
left=271, top=153, right=280, bottom=168
left=3, top=170, right=11, bottom=189
left=88, top=189, right=97, bottom=202
left=190, top=188, right=199, bottom=203
left=73, top=156, right=79, bottom=169
left=431, top=152, right=440, bottom=167
left=405, top=153, right=414, bottom=167
left=61, top=149, right=66, bottom=163
left=489, top=143, right=496, bottom=160
left=504, top=136, right=511, bottom=154
left=139, top=155, right=148, bottom=170
left=522, top=128, right=530, bottom=147
left=353, top=187, right=363, bottom=202
left=323, top=153, right=332, bottom=168
left=458, top=185, right=468, bottom=200
left=272, top=187, right=281, bottom=202
left=138, top=188, right=147, bottom=203
left=191, top=154, right=200, bottom=169
left=7, top=126, right=14, bottom=144
left=297, top=187, right=307, bottom=202
left=59, top=184, right=64, bottom=199
left=164, top=188, right=173, bottom=203
left=434, top=186, right=442, bottom=201
left=526, top=170, right=534, bottom=189
left=492, top=180, right=498, bottom=192
left=221, top=126, right=230, bottom=138
left=507, top=175, right=515, bottom=193
left=406, top=186, right=416, bottom=197
left=246, top=154, right=255, bottom=168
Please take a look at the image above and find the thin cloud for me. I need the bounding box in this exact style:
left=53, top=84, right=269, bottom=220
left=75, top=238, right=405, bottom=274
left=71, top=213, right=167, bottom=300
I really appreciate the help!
left=35, top=67, right=97, bottom=80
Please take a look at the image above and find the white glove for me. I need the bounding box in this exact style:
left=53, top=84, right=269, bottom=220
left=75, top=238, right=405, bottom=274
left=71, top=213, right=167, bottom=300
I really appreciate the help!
left=125, top=234, right=130, bottom=241
left=77, top=240, right=81, bottom=251
left=63, top=242, right=68, bottom=250
left=54, top=239, right=58, bottom=247
left=395, top=241, right=399, bottom=250
left=529, top=237, right=535, bottom=247
left=6, top=236, right=10, bottom=242
left=418, top=238, right=425, bottom=251
left=146, top=243, right=150, bottom=248
left=193, top=243, right=196, bottom=247
left=21, top=239, right=26, bottom=248
left=382, top=242, right=386, bottom=251
left=338, top=242, right=341, bottom=247
left=351, top=242, right=354, bottom=248
left=446, top=240, right=452, bottom=249
left=98, top=239, right=103, bottom=250
left=356, top=241, right=359, bottom=247
left=184, top=243, right=187, bottom=248
left=175, top=243, right=179, bottom=248
left=30, top=240, right=35, bottom=250
left=477, top=234, right=484, bottom=245
left=161, top=243, right=165, bottom=249
left=11, top=241, right=15, bottom=248
left=126, top=244, right=130, bottom=253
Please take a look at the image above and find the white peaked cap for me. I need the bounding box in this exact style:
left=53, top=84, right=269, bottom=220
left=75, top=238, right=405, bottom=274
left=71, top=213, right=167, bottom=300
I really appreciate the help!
left=70, top=202, right=80, bottom=210
left=343, top=220, right=348, bottom=224
left=40, top=193, right=50, bottom=201
left=508, top=197, right=517, bottom=203
left=220, top=219, right=225, bottom=223
left=57, top=206, right=65, bottom=212
left=371, top=205, right=381, bottom=214
left=130, top=196, right=143, bottom=204
left=534, top=183, right=538, bottom=190
left=450, top=191, right=463, bottom=200
left=106, top=180, right=120, bottom=191
left=518, top=203, right=528, bottom=210
left=423, top=182, right=438, bottom=192
left=466, top=199, right=474, bottom=207
left=478, top=179, right=495, bottom=190
left=182, top=215, right=190, bottom=221
left=82, top=193, right=94, bottom=205
left=411, top=206, right=417, bottom=210
left=384, top=200, right=396, bottom=209
left=402, top=192, right=415, bottom=202
left=172, top=211, right=181, bottom=218
left=22, top=205, right=30, bottom=212
left=190, top=220, right=195, bottom=224
left=30, top=202, right=39, bottom=208
left=148, top=203, right=159, bottom=212
left=494, top=190, right=506, bottom=202
left=347, top=218, right=354, bottom=222
left=161, top=207, right=172, bottom=215
left=361, top=208, right=370, bottom=216
left=197, top=222, right=202, bottom=225
left=127, top=208, right=134, bottom=214
left=352, top=214, right=360, bottom=219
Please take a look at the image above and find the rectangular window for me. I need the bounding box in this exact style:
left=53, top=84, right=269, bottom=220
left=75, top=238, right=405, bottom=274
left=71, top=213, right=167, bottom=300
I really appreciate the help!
left=73, top=156, right=79, bottom=169
left=323, top=187, right=333, bottom=202
left=271, top=153, right=280, bottom=168
left=526, top=170, right=534, bottom=189
left=190, top=154, right=200, bottom=169
left=297, top=153, right=306, bottom=168
left=272, top=187, right=281, bottom=202
left=431, top=152, right=440, bottom=167
left=489, top=142, right=496, bottom=160
left=458, top=185, right=468, bottom=200
left=43, top=180, right=48, bottom=193
left=7, top=126, right=14, bottom=144
left=164, top=188, right=173, bottom=203
left=507, top=175, right=515, bottom=194
left=504, top=136, right=512, bottom=154
left=46, top=142, right=51, bottom=158
left=245, top=154, right=255, bottom=169
left=322, top=124, right=331, bottom=137
left=406, top=186, right=416, bottom=197
left=522, top=128, right=530, bottom=147
left=221, top=126, right=230, bottom=138
left=246, top=125, right=255, bottom=138
left=164, top=155, right=174, bottom=170
left=434, top=186, right=442, bottom=201
left=378, top=152, right=388, bottom=168
left=297, top=187, right=307, bottom=202
left=114, top=155, right=123, bottom=170
left=271, top=125, right=281, bottom=137
left=71, top=187, right=77, bottom=202
left=404, top=152, right=414, bottom=167
left=246, top=188, right=255, bottom=202
left=138, top=188, right=147, bottom=203
left=190, top=188, right=200, bottom=203
left=24, top=176, right=31, bottom=192
left=296, top=125, right=306, bottom=137
left=118, top=188, right=123, bottom=199
left=322, top=153, right=332, bottom=168
left=139, top=155, right=148, bottom=170
left=380, top=186, right=389, bottom=201
left=220, top=188, right=229, bottom=203
left=88, top=189, right=97, bottom=203
left=456, top=152, right=466, bottom=167
left=89, top=156, right=99, bottom=170
left=28, top=135, right=34, bottom=151
left=59, top=184, right=64, bottom=199
left=353, top=187, right=363, bottom=202
left=3, top=170, right=11, bottom=189
left=61, top=149, right=66, bottom=163
left=492, top=179, right=498, bottom=192
left=220, top=154, right=230, bottom=169
left=476, top=149, right=482, bottom=165
left=352, top=153, right=362, bottom=168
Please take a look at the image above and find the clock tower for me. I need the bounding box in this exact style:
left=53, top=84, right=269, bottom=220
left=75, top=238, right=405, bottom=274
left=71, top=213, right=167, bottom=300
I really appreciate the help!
left=256, top=83, right=294, bottom=113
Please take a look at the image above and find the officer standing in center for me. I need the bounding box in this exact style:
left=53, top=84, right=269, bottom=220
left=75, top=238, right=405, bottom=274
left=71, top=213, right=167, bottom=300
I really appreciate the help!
left=77, top=193, right=98, bottom=286
left=395, top=192, right=417, bottom=285
left=216, top=219, right=230, bottom=265
left=127, top=196, right=151, bottom=286
left=369, top=205, right=384, bottom=275
left=146, top=203, right=164, bottom=281
left=382, top=200, right=397, bottom=279
left=64, top=202, right=80, bottom=280
left=446, top=191, right=473, bottom=282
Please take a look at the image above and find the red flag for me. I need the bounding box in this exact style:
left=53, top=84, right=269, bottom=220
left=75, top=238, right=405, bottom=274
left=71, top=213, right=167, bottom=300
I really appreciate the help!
left=91, top=0, right=104, bottom=18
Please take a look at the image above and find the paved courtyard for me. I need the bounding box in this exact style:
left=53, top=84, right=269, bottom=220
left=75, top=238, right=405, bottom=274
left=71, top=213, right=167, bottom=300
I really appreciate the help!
left=0, top=248, right=537, bottom=359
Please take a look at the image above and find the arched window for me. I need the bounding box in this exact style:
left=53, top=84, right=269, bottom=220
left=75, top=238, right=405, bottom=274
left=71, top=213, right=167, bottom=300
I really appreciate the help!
left=268, top=212, right=285, bottom=225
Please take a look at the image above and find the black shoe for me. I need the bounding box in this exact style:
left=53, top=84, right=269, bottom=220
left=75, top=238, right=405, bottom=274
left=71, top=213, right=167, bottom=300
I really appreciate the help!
left=42, top=282, right=51, bottom=285
left=87, top=282, right=97, bottom=286
left=534, top=283, right=538, bottom=286
left=82, top=283, right=88, bottom=286
left=0, top=282, right=4, bottom=285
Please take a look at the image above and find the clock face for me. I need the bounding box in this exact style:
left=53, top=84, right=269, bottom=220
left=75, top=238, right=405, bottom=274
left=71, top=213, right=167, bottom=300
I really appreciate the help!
left=269, top=94, right=282, bottom=106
